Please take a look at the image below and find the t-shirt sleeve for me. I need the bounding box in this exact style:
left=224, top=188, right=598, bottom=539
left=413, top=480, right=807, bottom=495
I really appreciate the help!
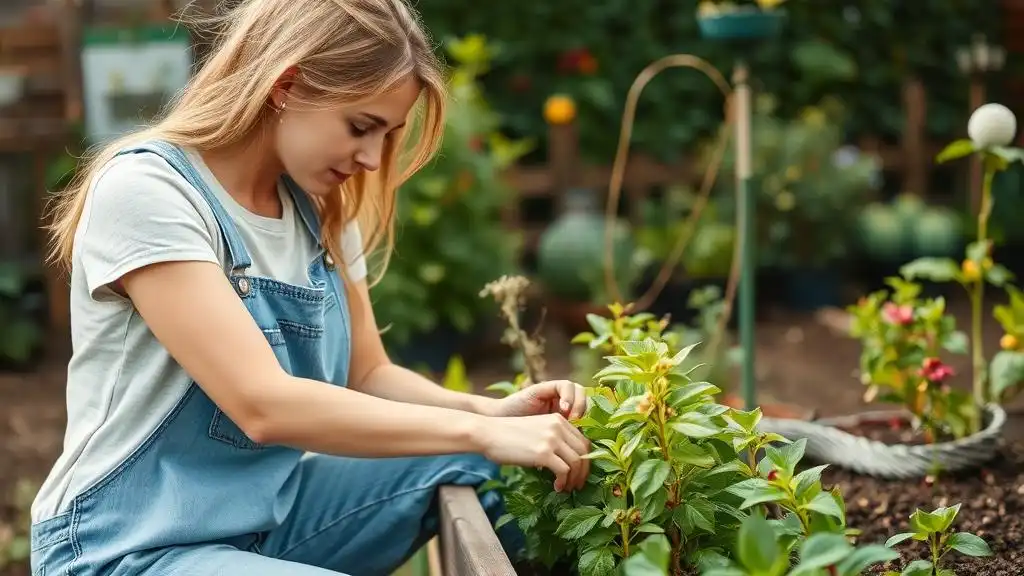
left=77, top=156, right=222, bottom=299
left=340, top=221, right=367, bottom=282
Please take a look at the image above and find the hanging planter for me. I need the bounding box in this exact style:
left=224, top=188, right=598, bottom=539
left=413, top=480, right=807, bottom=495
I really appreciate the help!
left=696, top=5, right=785, bottom=41
left=757, top=404, right=1007, bottom=479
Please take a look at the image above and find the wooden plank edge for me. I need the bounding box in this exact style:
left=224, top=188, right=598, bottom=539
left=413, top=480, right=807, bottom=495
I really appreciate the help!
left=438, top=485, right=516, bottom=576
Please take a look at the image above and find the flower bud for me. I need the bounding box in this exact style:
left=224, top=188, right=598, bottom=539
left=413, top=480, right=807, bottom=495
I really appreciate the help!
left=967, top=103, right=1017, bottom=149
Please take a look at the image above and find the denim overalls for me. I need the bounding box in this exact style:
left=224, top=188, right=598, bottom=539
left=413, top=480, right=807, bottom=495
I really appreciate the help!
left=30, top=141, right=516, bottom=576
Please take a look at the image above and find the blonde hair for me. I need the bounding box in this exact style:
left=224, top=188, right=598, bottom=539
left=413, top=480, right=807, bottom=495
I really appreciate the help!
left=46, top=0, right=447, bottom=286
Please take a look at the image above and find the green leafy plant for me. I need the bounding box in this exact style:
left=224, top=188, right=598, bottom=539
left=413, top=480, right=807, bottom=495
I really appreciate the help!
left=0, top=261, right=44, bottom=366
left=883, top=504, right=992, bottom=576
left=370, top=34, right=530, bottom=351
left=0, top=479, right=36, bottom=570
left=988, top=285, right=1024, bottom=403
left=703, top=514, right=898, bottom=576
left=846, top=277, right=974, bottom=441
left=477, top=275, right=891, bottom=576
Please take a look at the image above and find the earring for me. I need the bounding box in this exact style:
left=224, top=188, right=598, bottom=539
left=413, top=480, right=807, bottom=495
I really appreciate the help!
left=278, top=101, right=287, bottom=124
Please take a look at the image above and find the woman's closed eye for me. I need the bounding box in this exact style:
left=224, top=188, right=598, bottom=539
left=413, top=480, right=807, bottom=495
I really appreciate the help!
left=348, top=122, right=371, bottom=137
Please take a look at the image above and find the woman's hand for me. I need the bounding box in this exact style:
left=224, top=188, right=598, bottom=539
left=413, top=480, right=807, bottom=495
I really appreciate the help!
left=480, top=413, right=591, bottom=491
left=491, top=379, right=589, bottom=420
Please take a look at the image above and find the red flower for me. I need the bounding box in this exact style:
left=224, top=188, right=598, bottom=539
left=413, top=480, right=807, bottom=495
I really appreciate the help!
left=557, top=48, right=598, bottom=75
left=881, top=302, right=913, bottom=325
left=919, top=357, right=955, bottom=383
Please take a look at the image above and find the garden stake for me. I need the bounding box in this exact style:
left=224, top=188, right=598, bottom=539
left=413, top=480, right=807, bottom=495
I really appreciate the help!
left=601, top=10, right=784, bottom=411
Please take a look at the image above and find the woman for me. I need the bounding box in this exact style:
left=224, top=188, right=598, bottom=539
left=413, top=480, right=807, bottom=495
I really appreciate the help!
left=31, top=1, right=591, bottom=574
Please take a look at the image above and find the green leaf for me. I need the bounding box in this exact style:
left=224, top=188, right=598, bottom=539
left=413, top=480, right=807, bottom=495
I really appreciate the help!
left=935, top=139, right=976, bottom=163
left=631, top=459, right=671, bottom=499
left=725, top=407, right=763, bottom=433
left=901, top=559, right=935, bottom=576
left=775, top=437, right=807, bottom=477
left=943, top=331, right=969, bottom=354
left=835, top=544, right=900, bottom=575
left=670, top=342, right=701, bottom=366
left=485, top=381, right=519, bottom=396
left=791, top=533, right=852, bottom=572
left=989, top=350, right=1024, bottom=399
left=620, top=534, right=672, bottom=576
left=804, top=491, right=845, bottom=521
left=671, top=412, right=720, bottom=438
left=670, top=440, right=715, bottom=468
left=728, top=478, right=788, bottom=509
left=667, top=381, right=720, bottom=408
left=635, top=523, right=665, bottom=534
left=884, top=532, right=916, bottom=547
left=736, top=514, right=782, bottom=573
left=946, top=532, right=993, bottom=557
left=578, top=547, right=616, bottom=576
left=909, top=508, right=945, bottom=534
left=985, top=264, right=1014, bottom=287
left=900, top=257, right=960, bottom=283
left=678, top=499, right=716, bottom=533
left=792, top=464, right=829, bottom=499
left=555, top=506, right=605, bottom=540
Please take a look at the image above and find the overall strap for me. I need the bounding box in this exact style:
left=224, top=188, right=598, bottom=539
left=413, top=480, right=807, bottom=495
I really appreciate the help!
left=114, top=140, right=253, bottom=272
left=281, top=174, right=323, bottom=244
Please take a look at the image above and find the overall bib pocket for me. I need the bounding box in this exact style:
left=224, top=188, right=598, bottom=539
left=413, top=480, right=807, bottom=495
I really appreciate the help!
left=207, top=317, right=325, bottom=450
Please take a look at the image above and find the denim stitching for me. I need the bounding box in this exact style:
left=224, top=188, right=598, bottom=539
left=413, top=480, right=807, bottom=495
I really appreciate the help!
left=76, top=387, right=198, bottom=501
left=278, top=319, right=324, bottom=339
left=276, top=468, right=493, bottom=559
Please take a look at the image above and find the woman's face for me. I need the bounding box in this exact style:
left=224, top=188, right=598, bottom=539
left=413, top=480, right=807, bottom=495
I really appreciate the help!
left=273, top=75, right=421, bottom=197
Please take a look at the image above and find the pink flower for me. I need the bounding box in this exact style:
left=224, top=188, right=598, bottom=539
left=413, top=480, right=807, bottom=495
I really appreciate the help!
left=882, top=302, right=913, bottom=325
left=919, top=357, right=955, bottom=383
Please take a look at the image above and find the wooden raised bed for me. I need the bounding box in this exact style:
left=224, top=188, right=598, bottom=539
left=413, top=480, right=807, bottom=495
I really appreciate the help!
left=437, top=485, right=516, bottom=576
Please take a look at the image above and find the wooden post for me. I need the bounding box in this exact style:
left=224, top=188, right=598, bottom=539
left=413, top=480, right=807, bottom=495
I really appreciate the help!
left=901, top=77, right=928, bottom=197
left=547, top=120, right=579, bottom=216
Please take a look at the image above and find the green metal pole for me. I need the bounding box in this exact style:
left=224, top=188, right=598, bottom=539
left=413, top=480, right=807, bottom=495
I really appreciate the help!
left=734, top=59, right=757, bottom=410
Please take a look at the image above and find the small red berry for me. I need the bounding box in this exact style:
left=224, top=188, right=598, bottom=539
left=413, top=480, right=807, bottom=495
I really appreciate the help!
left=767, top=470, right=778, bottom=481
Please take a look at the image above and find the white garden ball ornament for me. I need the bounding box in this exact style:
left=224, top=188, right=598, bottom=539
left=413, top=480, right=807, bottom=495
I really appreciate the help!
left=967, top=103, right=1017, bottom=150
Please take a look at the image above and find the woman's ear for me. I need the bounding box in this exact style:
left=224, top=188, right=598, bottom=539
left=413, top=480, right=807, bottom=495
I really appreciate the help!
left=270, top=66, right=300, bottom=109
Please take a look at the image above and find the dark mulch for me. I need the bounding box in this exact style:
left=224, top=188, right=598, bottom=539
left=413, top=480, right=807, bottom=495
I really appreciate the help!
left=826, top=441, right=1024, bottom=576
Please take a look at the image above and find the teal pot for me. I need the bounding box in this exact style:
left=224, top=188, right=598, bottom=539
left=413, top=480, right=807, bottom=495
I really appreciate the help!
left=697, top=8, right=785, bottom=41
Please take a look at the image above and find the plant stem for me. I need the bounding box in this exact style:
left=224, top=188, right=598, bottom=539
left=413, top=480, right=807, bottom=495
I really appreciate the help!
left=620, top=522, right=631, bottom=557
left=971, top=168, right=995, bottom=415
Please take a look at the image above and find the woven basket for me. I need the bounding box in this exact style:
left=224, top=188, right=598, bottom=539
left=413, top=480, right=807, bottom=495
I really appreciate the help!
left=756, top=404, right=1007, bottom=479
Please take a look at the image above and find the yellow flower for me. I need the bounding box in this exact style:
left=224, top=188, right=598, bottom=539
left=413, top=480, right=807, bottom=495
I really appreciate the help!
left=1001, top=334, right=1019, bottom=351
left=774, top=190, right=795, bottom=211
left=801, top=107, right=826, bottom=128
left=543, top=95, right=576, bottom=125
left=784, top=165, right=801, bottom=182
left=961, top=259, right=981, bottom=282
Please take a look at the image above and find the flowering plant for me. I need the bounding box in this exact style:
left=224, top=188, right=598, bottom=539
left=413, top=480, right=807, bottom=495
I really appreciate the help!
left=899, top=103, right=1024, bottom=426
left=847, top=277, right=974, bottom=441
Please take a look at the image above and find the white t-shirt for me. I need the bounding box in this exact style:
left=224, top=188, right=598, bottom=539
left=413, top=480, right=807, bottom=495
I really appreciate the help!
left=31, top=149, right=367, bottom=522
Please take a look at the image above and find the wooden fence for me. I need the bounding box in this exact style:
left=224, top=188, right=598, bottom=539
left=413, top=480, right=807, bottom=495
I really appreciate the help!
left=501, top=77, right=947, bottom=257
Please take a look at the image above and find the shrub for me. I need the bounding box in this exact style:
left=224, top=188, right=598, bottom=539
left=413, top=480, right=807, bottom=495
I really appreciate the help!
left=479, top=277, right=895, bottom=575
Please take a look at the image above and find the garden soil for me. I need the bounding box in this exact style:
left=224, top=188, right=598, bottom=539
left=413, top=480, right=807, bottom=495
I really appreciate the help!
left=2, top=296, right=1023, bottom=575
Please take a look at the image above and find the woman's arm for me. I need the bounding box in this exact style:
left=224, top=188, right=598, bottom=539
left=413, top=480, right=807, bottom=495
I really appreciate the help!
left=120, top=259, right=488, bottom=456
left=345, top=276, right=498, bottom=416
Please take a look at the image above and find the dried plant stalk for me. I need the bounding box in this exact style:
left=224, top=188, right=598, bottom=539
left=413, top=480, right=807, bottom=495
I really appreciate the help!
left=479, top=275, right=547, bottom=384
